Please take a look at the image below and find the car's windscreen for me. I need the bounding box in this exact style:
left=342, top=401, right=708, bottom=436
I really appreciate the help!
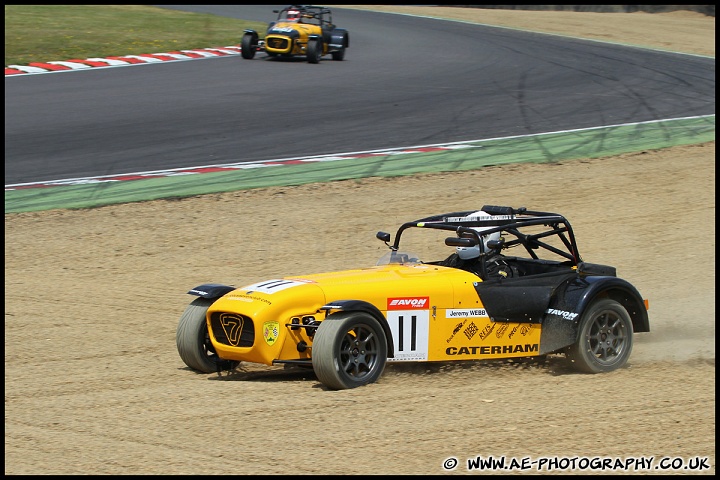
left=377, top=227, right=458, bottom=265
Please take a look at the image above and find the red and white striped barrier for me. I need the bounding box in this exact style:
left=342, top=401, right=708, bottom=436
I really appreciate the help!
left=5, top=145, right=480, bottom=191
left=5, top=46, right=243, bottom=76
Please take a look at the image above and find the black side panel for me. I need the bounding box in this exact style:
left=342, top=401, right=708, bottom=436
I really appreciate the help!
left=578, top=262, right=616, bottom=276
left=475, top=273, right=575, bottom=323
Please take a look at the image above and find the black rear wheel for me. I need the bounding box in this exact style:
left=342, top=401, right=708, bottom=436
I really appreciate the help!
left=331, top=32, right=347, bottom=60
left=331, top=47, right=345, bottom=61
left=566, top=298, right=633, bottom=373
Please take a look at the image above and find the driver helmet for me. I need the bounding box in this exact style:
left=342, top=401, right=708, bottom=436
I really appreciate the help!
left=286, top=9, right=301, bottom=21
left=456, top=210, right=501, bottom=260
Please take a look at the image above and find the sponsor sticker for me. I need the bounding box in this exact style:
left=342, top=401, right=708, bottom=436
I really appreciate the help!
left=388, top=297, right=429, bottom=310
left=446, top=309, right=489, bottom=318
left=495, top=322, right=509, bottom=338
left=446, top=319, right=467, bottom=343
left=446, top=344, right=539, bottom=356
left=545, top=308, right=579, bottom=321
left=263, top=321, right=280, bottom=346
left=477, top=323, right=496, bottom=341
left=464, top=321, right=479, bottom=340
left=446, top=215, right=513, bottom=222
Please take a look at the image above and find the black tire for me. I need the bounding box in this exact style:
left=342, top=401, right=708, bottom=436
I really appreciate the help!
left=331, top=47, right=345, bottom=61
left=176, top=298, right=240, bottom=373
left=241, top=34, right=256, bottom=60
left=312, top=312, right=388, bottom=390
left=566, top=298, right=634, bottom=373
left=306, top=39, right=322, bottom=64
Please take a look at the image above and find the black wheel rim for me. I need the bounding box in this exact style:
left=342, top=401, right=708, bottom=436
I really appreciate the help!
left=586, top=309, right=628, bottom=365
left=203, top=329, right=220, bottom=363
left=338, top=325, right=380, bottom=381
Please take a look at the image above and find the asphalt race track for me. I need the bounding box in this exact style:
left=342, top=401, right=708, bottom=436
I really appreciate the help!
left=4, top=5, right=715, bottom=185
left=4, top=9, right=717, bottom=474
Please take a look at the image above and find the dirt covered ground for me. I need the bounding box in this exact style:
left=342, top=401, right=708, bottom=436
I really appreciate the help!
left=4, top=7, right=715, bottom=475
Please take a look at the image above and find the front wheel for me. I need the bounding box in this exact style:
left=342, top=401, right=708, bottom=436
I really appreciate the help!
left=306, top=39, right=322, bottom=64
left=312, top=312, right=388, bottom=390
left=176, top=298, right=240, bottom=373
left=566, top=298, right=634, bottom=373
left=241, top=34, right=257, bottom=59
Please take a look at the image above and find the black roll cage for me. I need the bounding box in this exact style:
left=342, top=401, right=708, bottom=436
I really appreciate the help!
left=376, top=205, right=582, bottom=280
left=274, top=5, right=333, bottom=26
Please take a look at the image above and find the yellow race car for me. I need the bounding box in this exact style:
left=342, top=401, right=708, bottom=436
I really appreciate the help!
left=176, top=205, right=649, bottom=390
left=241, top=5, right=349, bottom=63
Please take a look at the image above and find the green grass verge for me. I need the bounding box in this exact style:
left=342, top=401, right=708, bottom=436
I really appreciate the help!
left=5, top=117, right=714, bottom=214
left=4, top=5, right=267, bottom=66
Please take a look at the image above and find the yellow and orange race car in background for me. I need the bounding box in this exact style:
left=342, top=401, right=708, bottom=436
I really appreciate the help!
left=241, top=5, right=349, bottom=63
left=176, top=205, right=649, bottom=390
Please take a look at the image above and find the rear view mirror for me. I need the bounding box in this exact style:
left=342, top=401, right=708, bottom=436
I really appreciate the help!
left=376, top=231, right=391, bottom=242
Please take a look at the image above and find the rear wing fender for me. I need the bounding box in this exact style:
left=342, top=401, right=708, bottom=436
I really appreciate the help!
left=539, top=276, right=649, bottom=354
left=329, top=28, right=349, bottom=48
